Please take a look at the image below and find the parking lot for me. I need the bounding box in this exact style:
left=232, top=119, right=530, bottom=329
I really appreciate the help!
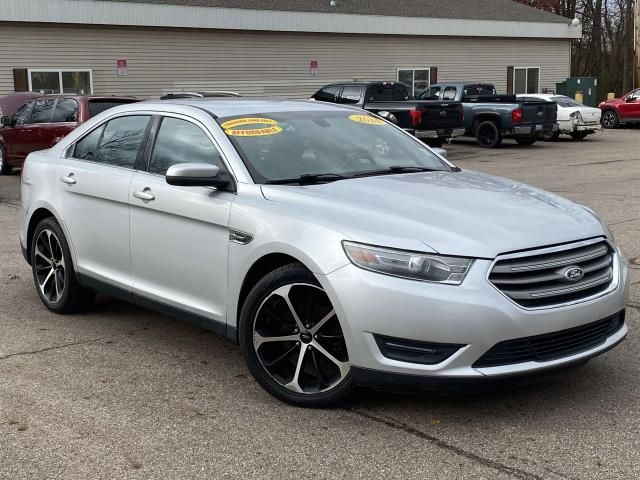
left=0, top=130, right=638, bottom=480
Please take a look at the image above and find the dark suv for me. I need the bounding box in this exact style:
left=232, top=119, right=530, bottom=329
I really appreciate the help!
left=0, top=95, right=138, bottom=174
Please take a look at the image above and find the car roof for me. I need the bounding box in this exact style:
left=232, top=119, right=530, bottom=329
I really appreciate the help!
left=138, top=98, right=357, bottom=117
left=38, top=94, right=139, bottom=101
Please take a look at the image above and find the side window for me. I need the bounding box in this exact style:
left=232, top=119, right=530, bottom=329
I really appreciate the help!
left=420, top=86, right=441, bottom=100
left=442, top=87, right=457, bottom=101
left=93, top=115, right=151, bottom=169
left=74, top=124, right=106, bottom=161
left=339, top=86, right=362, bottom=105
left=149, top=117, right=223, bottom=175
left=631, top=90, right=640, bottom=100
left=53, top=99, right=79, bottom=123
left=12, top=101, right=34, bottom=126
left=28, top=99, right=56, bottom=124
left=313, top=86, right=340, bottom=102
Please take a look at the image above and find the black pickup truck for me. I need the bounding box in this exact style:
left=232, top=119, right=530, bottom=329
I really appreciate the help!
left=419, top=83, right=558, bottom=148
left=311, top=82, right=465, bottom=147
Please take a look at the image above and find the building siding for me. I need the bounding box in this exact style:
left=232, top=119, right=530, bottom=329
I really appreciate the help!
left=0, top=23, right=572, bottom=98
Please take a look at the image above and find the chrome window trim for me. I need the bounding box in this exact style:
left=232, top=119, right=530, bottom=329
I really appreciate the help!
left=485, top=237, right=619, bottom=311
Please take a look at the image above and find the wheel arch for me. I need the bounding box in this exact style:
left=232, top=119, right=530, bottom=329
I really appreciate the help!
left=235, top=252, right=309, bottom=337
left=25, top=204, right=71, bottom=265
left=473, top=113, right=502, bottom=132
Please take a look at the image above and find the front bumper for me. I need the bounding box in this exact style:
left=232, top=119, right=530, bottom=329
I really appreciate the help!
left=411, top=128, right=466, bottom=139
left=321, top=249, right=629, bottom=383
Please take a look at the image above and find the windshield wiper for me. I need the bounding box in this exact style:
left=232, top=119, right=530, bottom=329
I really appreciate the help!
left=352, top=166, right=447, bottom=177
left=264, top=173, right=348, bottom=185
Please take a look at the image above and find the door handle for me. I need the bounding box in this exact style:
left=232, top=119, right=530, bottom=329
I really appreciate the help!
left=133, top=188, right=155, bottom=201
left=61, top=174, right=76, bottom=185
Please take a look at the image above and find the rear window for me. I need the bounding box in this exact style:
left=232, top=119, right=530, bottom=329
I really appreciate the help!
left=367, top=84, right=409, bottom=102
left=88, top=99, right=138, bottom=118
left=551, top=96, right=583, bottom=108
left=463, top=84, right=497, bottom=97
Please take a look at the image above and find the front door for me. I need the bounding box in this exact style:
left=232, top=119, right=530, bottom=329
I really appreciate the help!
left=618, top=89, right=640, bottom=120
left=57, top=114, right=152, bottom=291
left=3, top=100, right=35, bottom=164
left=24, top=98, right=58, bottom=153
left=129, top=115, right=234, bottom=323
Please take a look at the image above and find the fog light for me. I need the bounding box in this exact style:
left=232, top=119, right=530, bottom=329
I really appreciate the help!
left=374, top=334, right=464, bottom=365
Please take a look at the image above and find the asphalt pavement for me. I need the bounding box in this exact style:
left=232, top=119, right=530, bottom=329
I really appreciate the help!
left=1, top=129, right=639, bottom=479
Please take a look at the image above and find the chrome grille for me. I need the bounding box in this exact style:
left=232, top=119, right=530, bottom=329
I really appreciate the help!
left=489, top=240, right=614, bottom=308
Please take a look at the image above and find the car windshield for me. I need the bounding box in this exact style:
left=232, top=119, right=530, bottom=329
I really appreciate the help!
left=217, top=110, right=450, bottom=184
left=551, top=96, right=583, bottom=108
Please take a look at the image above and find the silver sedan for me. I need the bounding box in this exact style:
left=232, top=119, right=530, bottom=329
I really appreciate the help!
left=19, top=99, right=630, bottom=407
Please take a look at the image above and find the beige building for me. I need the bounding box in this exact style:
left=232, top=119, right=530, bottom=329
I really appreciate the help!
left=0, top=0, right=581, bottom=99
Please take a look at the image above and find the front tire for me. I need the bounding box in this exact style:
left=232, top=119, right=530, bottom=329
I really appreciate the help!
left=239, top=263, right=354, bottom=407
left=475, top=120, right=502, bottom=148
left=0, top=145, right=10, bottom=175
left=601, top=110, right=619, bottom=129
left=30, top=217, right=94, bottom=313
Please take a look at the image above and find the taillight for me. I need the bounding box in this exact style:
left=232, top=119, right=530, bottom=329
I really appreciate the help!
left=512, top=107, right=524, bottom=123
left=409, top=108, right=422, bottom=127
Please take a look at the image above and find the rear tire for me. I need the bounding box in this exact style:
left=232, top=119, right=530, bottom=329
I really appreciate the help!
left=601, top=110, right=619, bottom=129
left=239, top=263, right=354, bottom=407
left=30, top=217, right=94, bottom=314
left=515, top=137, right=537, bottom=146
left=0, top=146, right=10, bottom=175
left=569, top=131, right=589, bottom=141
left=475, top=120, right=502, bottom=148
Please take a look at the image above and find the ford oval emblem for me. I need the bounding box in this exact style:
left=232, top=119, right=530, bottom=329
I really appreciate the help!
left=563, top=266, right=584, bottom=282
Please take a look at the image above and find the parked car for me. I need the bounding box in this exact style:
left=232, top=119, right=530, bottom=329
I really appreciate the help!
left=599, top=88, right=640, bottom=128
left=20, top=99, right=629, bottom=407
left=419, top=83, right=558, bottom=148
left=160, top=91, right=242, bottom=100
left=311, top=81, right=465, bottom=147
left=518, top=94, right=601, bottom=140
left=0, top=95, right=139, bottom=174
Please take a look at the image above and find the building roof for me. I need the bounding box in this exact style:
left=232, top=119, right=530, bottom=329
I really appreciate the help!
left=110, top=0, right=570, bottom=24
left=2, top=0, right=581, bottom=39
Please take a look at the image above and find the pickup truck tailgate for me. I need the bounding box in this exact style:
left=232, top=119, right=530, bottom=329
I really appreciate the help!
left=419, top=103, right=463, bottom=130
left=521, top=101, right=557, bottom=124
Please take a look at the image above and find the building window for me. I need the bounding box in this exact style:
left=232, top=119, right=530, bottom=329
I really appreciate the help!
left=397, top=68, right=430, bottom=97
left=514, top=67, right=540, bottom=94
left=28, top=69, right=93, bottom=94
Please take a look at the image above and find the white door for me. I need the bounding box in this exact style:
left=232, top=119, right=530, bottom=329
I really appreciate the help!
left=129, top=115, right=234, bottom=323
left=57, top=114, right=152, bottom=290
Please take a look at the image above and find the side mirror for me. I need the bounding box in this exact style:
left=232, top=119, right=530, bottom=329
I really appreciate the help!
left=165, top=163, right=230, bottom=188
left=432, top=147, right=448, bottom=159
left=1, top=116, right=11, bottom=127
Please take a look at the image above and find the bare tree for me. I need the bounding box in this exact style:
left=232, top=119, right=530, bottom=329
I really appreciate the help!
left=515, top=0, right=636, bottom=98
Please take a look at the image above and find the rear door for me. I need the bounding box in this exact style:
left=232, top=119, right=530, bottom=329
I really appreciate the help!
left=337, top=86, right=364, bottom=106
left=129, top=114, right=234, bottom=323
left=57, top=114, right=152, bottom=290
left=24, top=98, right=58, bottom=153
left=51, top=98, right=80, bottom=143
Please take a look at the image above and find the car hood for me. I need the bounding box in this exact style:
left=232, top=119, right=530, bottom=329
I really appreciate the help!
left=260, top=170, right=604, bottom=259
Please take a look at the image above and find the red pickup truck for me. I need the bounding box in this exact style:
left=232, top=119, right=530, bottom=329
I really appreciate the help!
left=599, top=88, right=640, bottom=128
left=0, top=95, right=138, bottom=174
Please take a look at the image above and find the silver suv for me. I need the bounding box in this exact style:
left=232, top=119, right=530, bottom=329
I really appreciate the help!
left=19, top=99, right=630, bottom=407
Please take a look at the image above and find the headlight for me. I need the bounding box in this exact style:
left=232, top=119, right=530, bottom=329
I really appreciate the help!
left=342, top=241, right=474, bottom=285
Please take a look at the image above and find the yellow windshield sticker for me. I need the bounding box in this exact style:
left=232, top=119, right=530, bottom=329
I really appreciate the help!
left=349, top=114, right=385, bottom=125
left=220, top=117, right=278, bottom=130
left=225, top=125, right=283, bottom=137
